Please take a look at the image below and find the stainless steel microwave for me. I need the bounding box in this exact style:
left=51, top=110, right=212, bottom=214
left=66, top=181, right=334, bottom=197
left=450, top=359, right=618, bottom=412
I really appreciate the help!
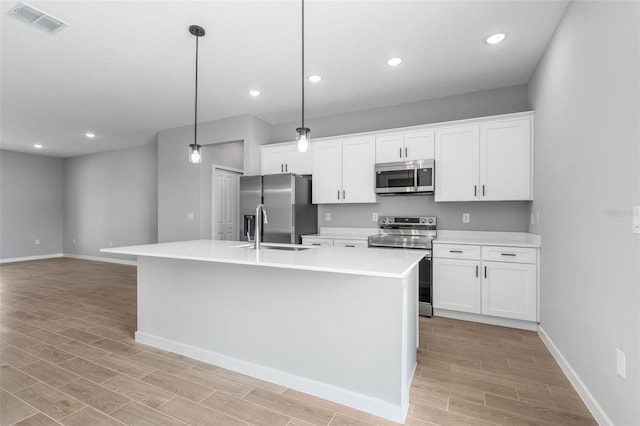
left=375, top=160, right=434, bottom=195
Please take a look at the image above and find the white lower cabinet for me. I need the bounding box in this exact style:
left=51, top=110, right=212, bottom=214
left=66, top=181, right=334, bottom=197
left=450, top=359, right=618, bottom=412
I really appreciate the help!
left=301, top=237, right=334, bottom=247
left=302, top=236, right=368, bottom=248
left=434, top=243, right=538, bottom=323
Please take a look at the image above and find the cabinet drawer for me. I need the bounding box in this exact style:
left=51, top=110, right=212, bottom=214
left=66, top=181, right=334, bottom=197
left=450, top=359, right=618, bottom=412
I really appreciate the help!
left=433, top=244, right=481, bottom=260
left=481, top=246, right=536, bottom=264
left=302, top=237, right=334, bottom=247
left=334, top=239, right=368, bottom=248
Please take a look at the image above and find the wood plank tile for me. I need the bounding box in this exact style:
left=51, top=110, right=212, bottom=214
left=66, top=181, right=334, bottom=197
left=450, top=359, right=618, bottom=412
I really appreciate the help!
left=283, top=388, right=372, bottom=422
left=110, top=401, right=189, bottom=426
left=60, top=406, right=125, bottom=426
left=24, top=343, right=76, bottom=364
left=24, top=329, right=72, bottom=346
left=485, top=393, right=598, bottom=425
left=328, top=412, right=369, bottom=426
left=0, top=364, right=39, bottom=392
left=178, top=366, right=254, bottom=397
left=448, top=396, right=553, bottom=426
left=58, top=328, right=102, bottom=344
left=95, top=354, right=157, bottom=379
left=14, top=382, right=86, bottom=420
left=411, top=374, right=485, bottom=405
left=129, top=351, right=191, bottom=375
left=13, top=412, right=60, bottom=426
left=91, top=338, right=143, bottom=357
left=0, top=345, right=40, bottom=367
left=20, top=360, right=81, bottom=388
left=58, top=357, right=119, bottom=383
left=202, top=391, right=291, bottom=426
left=410, top=401, right=496, bottom=426
left=1, top=389, right=38, bottom=425
left=59, top=378, right=130, bottom=415
left=420, top=368, right=518, bottom=400
left=57, top=340, right=110, bottom=361
left=157, top=396, right=248, bottom=425
left=102, top=374, right=174, bottom=409
left=243, top=388, right=335, bottom=426
left=141, top=370, right=213, bottom=402
left=216, top=367, right=287, bottom=394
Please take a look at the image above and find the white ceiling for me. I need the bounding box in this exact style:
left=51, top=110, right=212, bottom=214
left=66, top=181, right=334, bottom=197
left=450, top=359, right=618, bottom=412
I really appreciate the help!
left=0, top=0, right=568, bottom=158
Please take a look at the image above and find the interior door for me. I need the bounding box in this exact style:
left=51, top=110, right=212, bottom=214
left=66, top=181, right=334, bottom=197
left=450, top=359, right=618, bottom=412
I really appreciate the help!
left=213, top=168, right=240, bottom=240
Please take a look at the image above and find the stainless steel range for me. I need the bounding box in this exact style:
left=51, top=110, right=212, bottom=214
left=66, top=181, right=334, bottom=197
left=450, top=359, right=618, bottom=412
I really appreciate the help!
left=368, top=216, right=436, bottom=317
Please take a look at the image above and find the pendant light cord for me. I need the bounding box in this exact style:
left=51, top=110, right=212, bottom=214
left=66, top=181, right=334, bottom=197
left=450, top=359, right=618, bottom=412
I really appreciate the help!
left=301, top=0, right=304, bottom=130
left=194, top=33, right=199, bottom=146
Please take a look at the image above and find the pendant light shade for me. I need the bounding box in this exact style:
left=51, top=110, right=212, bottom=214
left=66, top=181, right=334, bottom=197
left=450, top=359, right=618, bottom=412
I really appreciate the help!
left=296, top=0, right=310, bottom=152
left=188, top=24, right=205, bottom=164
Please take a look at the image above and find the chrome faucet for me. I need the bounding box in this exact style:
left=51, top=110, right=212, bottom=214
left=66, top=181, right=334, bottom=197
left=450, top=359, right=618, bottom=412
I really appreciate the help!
left=254, top=203, right=268, bottom=250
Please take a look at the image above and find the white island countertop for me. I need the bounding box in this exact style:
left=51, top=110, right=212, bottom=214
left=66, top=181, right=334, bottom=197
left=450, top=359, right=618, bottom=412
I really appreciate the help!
left=102, top=239, right=425, bottom=278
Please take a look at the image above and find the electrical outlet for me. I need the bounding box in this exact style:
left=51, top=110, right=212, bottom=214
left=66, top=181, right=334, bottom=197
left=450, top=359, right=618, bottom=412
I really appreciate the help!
left=187, top=212, right=194, bottom=221
left=617, top=348, right=626, bottom=379
left=462, top=213, right=470, bottom=223
left=372, top=212, right=378, bottom=222
left=633, top=206, right=640, bottom=234
left=325, top=212, right=331, bottom=221
left=34, top=239, right=40, bottom=246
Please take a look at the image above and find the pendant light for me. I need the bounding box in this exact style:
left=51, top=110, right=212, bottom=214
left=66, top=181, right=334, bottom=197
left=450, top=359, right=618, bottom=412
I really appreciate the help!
left=188, top=25, right=205, bottom=164
left=295, top=0, right=310, bottom=152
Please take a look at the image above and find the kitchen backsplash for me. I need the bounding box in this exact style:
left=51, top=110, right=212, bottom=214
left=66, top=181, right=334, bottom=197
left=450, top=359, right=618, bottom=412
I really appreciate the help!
left=317, top=196, right=531, bottom=232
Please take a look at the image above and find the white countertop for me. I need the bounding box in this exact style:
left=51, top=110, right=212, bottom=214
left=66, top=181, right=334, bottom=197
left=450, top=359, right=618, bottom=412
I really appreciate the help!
left=101, top=239, right=426, bottom=278
left=434, top=230, right=541, bottom=248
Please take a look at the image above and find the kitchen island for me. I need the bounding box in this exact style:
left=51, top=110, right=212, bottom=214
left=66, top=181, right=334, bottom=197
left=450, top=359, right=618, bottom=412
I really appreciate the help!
left=102, top=239, right=425, bottom=422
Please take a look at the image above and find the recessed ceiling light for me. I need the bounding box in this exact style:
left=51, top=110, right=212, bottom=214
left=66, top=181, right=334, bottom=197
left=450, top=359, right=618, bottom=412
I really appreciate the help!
left=387, top=57, right=403, bottom=67
left=85, top=132, right=96, bottom=138
left=486, top=33, right=506, bottom=44
left=308, top=75, right=322, bottom=83
left=33, top=144, right=43, bottom=149
left=249, top=90, right=261, bottom=97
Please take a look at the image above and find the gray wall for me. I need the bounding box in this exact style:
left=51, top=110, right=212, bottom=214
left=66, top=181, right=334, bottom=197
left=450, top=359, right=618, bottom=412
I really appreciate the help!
left=63, top=144, right=158, bottom=262
left=0, top=150, right=64, bottom=260
left=157, top=114, right=270, bottom=242
left=270, top=84, right=530, bottom=143
left=528, top=1, right=639, bottom=424
left=280, top=84, right=532, bottom=231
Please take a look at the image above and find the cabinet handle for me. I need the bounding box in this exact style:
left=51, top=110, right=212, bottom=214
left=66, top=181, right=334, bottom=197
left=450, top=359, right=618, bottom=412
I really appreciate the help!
left=399, top=147, right=402, bottom=158
left=501, top=253, right=517, bottom=257
left=482, top=185, right=485, bottom=196
left=484, top=266, right=487, bottom=279
left=474, top=185, right=477, bottom=197
left=475, top=265, right=478, bottom=277
left=285, top=164, right=288, bottom=172
left=345, top=244, right=355, bottom=248
left=311, top=243, right=321, bottom=246
left=405, top=147, right=408, bottom=157
left=343, top=189, right=346, bottom=199
left=337, top=190, right=340, bottom=200
left=281, top=164, right=284, bottom=173
left=449, top=250, right=463, bottom=253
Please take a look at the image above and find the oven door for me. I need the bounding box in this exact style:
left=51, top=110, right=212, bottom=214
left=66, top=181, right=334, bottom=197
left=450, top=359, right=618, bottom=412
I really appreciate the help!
left=375, top=162, right=416, bottom=194
left=418, top=253, right=432, bottom=317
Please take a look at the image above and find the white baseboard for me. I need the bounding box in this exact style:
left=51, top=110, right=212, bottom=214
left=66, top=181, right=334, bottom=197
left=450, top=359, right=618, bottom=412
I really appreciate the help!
left=537, top=326, right=611, bottom=426
left=0, top=253, right=64, bottom=264
left=63, top=254, right=137, bottom=266
left=135, top=331, right=410, bottom=423
left=434, top=309, right=538, bottom=331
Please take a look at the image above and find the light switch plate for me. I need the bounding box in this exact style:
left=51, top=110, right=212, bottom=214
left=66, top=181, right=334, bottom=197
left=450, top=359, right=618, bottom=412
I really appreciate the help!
left=462, top=213, right=470, bottom=223
left=633, top=206, right=640, bottom=234
left=372, top=212, right=378, bottom=222
left=617, top=348, right=626, bottom=379
left=325, top=212, right=331, bottom=221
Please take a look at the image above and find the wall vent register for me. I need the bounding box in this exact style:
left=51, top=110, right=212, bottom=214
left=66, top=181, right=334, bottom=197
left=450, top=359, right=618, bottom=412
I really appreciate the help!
left=11, top=2, right=69, bottom=33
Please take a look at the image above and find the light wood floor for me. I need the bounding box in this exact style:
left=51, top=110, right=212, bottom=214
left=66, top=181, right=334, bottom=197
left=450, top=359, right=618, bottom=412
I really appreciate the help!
left=1, top=258, right=596, bottom=426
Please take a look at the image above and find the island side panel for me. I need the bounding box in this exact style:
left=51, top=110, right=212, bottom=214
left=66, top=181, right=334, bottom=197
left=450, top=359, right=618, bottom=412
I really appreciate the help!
left=136, top=256, right=416, bottom=419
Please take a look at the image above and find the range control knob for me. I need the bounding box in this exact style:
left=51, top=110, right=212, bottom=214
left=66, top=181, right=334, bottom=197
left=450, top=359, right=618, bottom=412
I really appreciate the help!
left=427, top=218, right=434, bottom=224
left=420, top=218, right=426, bottom=223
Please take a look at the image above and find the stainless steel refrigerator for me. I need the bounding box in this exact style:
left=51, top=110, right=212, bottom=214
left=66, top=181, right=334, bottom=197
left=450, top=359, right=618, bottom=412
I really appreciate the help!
left=239, top=174, right=317, bottom=244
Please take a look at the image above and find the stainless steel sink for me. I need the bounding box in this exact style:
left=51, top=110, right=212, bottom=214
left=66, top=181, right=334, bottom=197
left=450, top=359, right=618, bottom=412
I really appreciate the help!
left=232, top=243, right=311, bottom=251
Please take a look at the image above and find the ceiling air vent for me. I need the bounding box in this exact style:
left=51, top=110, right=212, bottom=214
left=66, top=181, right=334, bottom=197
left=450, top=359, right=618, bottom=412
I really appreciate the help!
left=10, top=2, right=69, bottom=34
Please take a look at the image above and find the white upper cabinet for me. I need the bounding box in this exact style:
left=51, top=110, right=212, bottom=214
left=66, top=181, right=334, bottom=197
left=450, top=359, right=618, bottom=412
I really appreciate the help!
left=434, top=125, right=480, bottom=201
left=435, top=114, right=533, bottom=202
left=261, top=142, right=312, bottom=175
left=312, top=136, right=376, bottom=204
left=480, top=118, right=532, bottom=200
left=375, top=130, right=434, bottom=163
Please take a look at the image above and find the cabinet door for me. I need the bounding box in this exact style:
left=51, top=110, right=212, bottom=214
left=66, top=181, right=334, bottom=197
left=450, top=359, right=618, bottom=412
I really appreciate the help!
left=375, top=134, right=404, bottom=163
left=404, top=130, right=434, bottom=161
left=261, top=146, right=286, bottom=175
left=480, top=118, right=532, bottom=200
left=302, top=237, right=334, bottom=246
left=341, top=136, right=376, bottom=203
left=482, top=261, right=536, bottom=321
left=433, top=258, right=481, bottom=314
left=285, top=144, right=313, bottom=175
left=334, top=239, right=368, bottom=248
left=312, top=140, right=342, bottom=204
left=434, top=125, right=480, bottom=201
